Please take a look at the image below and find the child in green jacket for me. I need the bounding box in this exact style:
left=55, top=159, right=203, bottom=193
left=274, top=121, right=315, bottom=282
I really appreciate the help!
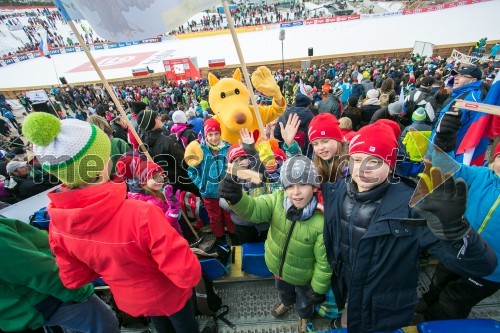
left=219, top=155, right=332, bottom=333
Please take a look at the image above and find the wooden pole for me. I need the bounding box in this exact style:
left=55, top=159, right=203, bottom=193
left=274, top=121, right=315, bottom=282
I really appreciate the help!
left=454, top=99, right=500, bottom=116
left=67, top=20, right=153, bottom=162
left=67, top=21, right=200, bottom=240
left=221, top=0, right=266, bottom=136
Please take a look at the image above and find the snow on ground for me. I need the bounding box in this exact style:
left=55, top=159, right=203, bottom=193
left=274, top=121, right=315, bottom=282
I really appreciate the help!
left=0, top=0, right=498, bottom=89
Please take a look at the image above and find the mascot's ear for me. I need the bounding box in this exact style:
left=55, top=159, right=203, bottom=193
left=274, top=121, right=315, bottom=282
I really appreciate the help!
left=233, top=68, right=242, bottom=82
left=208, top=73, right=219, bottom=87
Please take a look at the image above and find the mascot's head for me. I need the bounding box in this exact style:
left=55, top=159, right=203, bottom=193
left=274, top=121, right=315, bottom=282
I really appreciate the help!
left=208, top=69, right=253, bottom=133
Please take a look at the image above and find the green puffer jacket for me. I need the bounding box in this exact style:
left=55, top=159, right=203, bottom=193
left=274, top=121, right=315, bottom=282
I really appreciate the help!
left=0, top=218, right=94, bottom=332
left=231, top=191, right=332, bottom=294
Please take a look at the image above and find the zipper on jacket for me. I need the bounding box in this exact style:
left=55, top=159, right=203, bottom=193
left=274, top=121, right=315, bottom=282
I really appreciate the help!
left=278, top=220, right=297, bottom=278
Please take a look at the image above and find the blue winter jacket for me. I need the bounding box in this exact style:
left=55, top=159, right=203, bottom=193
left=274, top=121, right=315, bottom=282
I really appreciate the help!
left=433, top=151, right=500, bottom=282
left=188, top=141, right=230, bottom=198
left=323, top=178, right=497, bottom=333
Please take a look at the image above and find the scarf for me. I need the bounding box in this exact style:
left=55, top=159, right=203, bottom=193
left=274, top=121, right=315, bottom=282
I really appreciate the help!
left=283, top=195, right=318, bottom=222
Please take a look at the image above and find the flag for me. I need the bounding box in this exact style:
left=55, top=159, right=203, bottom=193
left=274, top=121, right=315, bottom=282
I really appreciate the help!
left=299, top=79, right=307, bottom=95
left=456, top=81, right=500, bottom=166
left=53, top=0, right=220, bottom=42
left=37, top=29, right=51, bottom=58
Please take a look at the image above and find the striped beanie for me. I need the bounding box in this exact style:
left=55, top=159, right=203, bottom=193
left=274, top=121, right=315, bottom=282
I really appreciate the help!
left=22, top=112, right=111, bottom=186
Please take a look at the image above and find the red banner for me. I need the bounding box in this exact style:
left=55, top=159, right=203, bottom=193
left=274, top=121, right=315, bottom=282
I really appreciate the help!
left=304, top=14, right=360, bottom=26
left=403, top=0, right=489, bottom=15
left=163, top=57, right=200, bottom=82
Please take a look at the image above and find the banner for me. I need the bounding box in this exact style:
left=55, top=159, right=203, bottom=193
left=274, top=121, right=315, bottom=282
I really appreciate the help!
left=163, top=57, right=200, bottom=82
left=403, top=0, right=490, bottom=15
left=26, top=89, right=50, bottom=102
left=280, top=21, right=303, bottom=28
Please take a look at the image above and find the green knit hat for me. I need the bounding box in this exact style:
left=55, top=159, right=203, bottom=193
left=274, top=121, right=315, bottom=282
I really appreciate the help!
left=22, top=112, right=111, bottom=186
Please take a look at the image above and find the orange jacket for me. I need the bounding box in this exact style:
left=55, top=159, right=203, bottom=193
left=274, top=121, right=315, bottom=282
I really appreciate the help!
left=47, top=181, right=201, bottom=317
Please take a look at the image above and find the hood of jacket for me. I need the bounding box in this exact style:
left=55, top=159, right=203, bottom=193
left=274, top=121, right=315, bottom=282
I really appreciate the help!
left=47, top=181, right=126, bottom=234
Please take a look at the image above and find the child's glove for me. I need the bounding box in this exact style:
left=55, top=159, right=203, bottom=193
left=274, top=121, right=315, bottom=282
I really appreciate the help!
left=306, top=289, right=326, bottom=305
left=218, top=174, right=243, bottom=205
left=413, top=168, right=470, bottom=240
left=252, top=66, right=283, bottom=101
left=184, top=140, right=203, bottom=167
left=434, top=110, right=462, bottom=153
left=164, top=185, right=181, bottom=217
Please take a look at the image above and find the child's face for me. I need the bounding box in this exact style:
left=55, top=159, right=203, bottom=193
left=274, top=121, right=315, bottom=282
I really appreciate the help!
left=233, top=156, right=250, bottom=169
left=285, top=184, right=317, bottom=209
left=312, top=138, right=339, bottom=161
left=349, top=153, right=390, bottom=192
left=146, top=172, right=165, bottom=192
left=206, top=131, right=221, bottom=146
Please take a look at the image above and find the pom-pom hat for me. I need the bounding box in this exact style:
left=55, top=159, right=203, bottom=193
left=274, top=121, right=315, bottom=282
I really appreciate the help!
left=22, top=112, right=111, bottom=186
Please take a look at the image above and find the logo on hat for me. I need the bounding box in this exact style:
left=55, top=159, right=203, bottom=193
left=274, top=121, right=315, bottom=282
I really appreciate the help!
left=369, top=146, right=376, bottom=152
left=321, top=131, right=325, bottom=135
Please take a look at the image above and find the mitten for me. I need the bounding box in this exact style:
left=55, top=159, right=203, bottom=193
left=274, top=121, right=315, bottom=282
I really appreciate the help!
left=413, top=171, right=470, bottom=240
left=306, top=288, right=326, bottom=305
left=218, top=174, right=243, bottom=205
left=184, top=140, right=203, bottom=167
left=251, top=66, right=282, bottom=100
left=164, top=185, right=181, bottom=218
left=434, top=110, right=462, bottom=153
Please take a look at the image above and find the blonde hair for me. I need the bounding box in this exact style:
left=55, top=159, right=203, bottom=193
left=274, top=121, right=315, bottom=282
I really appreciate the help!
left=313, top=141, right=349, bottom=183
left=339, top=117, right=352, bottom=130
left=87, top=115, right=112, bottom=136
left=142, top=185, right=166, bottom=202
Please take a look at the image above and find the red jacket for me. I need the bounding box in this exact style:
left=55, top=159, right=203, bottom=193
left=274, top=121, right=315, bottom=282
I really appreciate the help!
left=47, top=181, right=201, bottom=317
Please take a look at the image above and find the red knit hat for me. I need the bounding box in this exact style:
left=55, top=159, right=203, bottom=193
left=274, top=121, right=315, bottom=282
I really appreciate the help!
left=135, top=161, right=164, bottom=185
left=349, top=123, right=398, bottom=168
left=204, top=118, right=221, bottom=136
left=273, top=148, right=287, bottom=163
left=308, top=114, right=343, bottom=143
left=374, top=119, right=401, bottom=138
left=494, top=144, right=500, bottom=159
left=228, top=144, right=247, bottom=163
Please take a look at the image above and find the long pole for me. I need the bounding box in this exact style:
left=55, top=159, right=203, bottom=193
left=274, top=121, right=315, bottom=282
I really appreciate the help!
left=221, top=0, right=265, bottom=136
left=281, top=40, right=284, bottom=74
left=51, top=57, right=60, bottom=84
left=67, top=20, right=152, bottom=162
left=67, top=20, right=200, bottom=240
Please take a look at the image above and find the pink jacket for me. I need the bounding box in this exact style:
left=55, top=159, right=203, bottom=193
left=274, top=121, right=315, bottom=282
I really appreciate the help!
left=47, top=182, right=201, bottom=317
left=127, top=192, right=183, bottom=236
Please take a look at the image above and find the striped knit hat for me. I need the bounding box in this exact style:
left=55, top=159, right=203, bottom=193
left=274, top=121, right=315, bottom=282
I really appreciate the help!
left=22, top=112, right=111, bottom=186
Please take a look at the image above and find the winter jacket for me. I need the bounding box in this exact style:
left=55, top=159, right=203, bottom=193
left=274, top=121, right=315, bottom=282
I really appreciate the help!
left=127, top=190, right=183, bottom=236
left=188, top=141, right=230, bottom=198
left=47, top=181, right=201, bottom=317
left=170, top=123, right=197, bottom=149
left=0, top=218, right=94, bottom=331
left=231, top=190, right=332, bottom=294
left=141, top=128, right=187, bottom=184
left=342, top=106, right=362, bottom=131
left=111, top=122, right=128, bottom=142
left=351, top=83, right=364, bottom=99
left=188, top=117, right=204, bottom=137
left=369, top=106, right=403, bottom=128
left=274, top=105, right=314, bottom=153
left=361, top=79, right=374, bottom=97
left=433, top=151, right=500, bottom=283
left=360, top=103, right=380, bottom=128
left=318, top=95, right=342, bottom=118
left=323, top=178, right=497, bottom=332
left=427, top=80, right=487, bottom=165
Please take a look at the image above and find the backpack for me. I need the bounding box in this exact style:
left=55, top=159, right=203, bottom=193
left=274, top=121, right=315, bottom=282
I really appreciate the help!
left=403, top=90, right=428, bottom=125
left=192, top=273, right=235, bottom=330
left=29, top=207, right=50, bottom=230
left=379, top=90, right=391, bottom=107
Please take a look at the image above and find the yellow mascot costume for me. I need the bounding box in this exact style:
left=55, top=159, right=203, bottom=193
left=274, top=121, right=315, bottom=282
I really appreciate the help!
left=185, top=66, right=286, bottom=167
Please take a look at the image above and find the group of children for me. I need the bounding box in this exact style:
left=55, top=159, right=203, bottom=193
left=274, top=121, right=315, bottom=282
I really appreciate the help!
left=14, top=100, right=498, bottom=333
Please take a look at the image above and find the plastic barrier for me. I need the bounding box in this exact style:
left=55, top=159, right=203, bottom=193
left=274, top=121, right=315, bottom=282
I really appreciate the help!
left=417, top=318, right=500, bottom=333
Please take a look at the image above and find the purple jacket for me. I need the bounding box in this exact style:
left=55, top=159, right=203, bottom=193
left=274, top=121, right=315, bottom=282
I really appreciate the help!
left=128, top=192, right=183, bottom=236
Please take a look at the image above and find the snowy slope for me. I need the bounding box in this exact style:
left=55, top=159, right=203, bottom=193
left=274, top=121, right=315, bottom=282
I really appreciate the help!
left=0, top=0, right=498, bottom=88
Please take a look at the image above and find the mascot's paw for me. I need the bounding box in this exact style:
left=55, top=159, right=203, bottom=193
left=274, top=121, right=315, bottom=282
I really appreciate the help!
left=252, top=66, right=281, bottom=99
left=184, top=140, right=203, bottom=167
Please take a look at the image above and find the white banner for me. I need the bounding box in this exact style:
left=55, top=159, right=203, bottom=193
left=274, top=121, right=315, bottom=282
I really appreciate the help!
left=26, top=90, right=50, bottom=102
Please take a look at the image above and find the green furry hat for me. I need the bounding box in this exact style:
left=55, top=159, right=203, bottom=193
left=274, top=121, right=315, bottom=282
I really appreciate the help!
left=22, top=112, right=111, bottom=186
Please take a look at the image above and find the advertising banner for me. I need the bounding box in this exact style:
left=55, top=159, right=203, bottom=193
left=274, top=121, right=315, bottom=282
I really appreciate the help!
left=163, top=57, right=201, bottom=82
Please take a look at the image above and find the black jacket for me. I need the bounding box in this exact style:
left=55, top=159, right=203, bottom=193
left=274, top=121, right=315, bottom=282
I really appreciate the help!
left=111, top=122, right=128, bottom=142
left=322, top=178, right=497, bottom=332
left=274, top=105, right=314, bottom=154
left=360, top=104, right=380, bottom=128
